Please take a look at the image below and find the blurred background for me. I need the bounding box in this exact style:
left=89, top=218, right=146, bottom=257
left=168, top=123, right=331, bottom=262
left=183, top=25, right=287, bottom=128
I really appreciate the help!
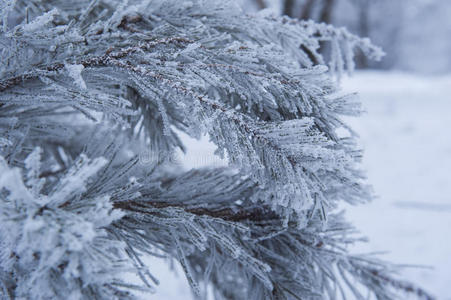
left=153, top=1, right=451, bottom=299
left=243, top=0, right=451, bottom=73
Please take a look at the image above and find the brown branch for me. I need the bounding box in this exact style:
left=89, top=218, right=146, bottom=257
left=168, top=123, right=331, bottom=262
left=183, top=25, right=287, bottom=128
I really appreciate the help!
left=0, top=35, right=302, bottom=169
left=38, top=168, right=65, bottom=178
left=300, top=44, right=319, bottom=65
left=117, top=14, right=143, bottom=33
left=319, top=0, right=336, bottom=24
left=300, top=0, right=315, bottom=20
left=255, top=0, right=266, bottom=10
left=113, top=200, right=276, bottom=222
left=283, top=0, right=295, bottom=17
left=100, top=57, right=299, bottom=167
left=0, top=37, right=193, bottom=92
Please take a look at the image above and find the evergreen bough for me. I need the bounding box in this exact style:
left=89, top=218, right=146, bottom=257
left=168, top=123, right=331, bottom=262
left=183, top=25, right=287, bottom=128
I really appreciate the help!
left=0, top=1, right=431, bottom=299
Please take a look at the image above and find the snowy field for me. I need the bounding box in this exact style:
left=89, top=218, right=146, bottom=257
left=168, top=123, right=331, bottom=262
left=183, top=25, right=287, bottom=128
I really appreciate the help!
left=342, top=71, right=451, bottom=300
left=149, top=71, right=451, bottom=299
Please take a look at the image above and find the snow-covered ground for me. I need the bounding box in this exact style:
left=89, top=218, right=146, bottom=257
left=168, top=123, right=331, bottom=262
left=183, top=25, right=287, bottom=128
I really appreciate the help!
left=342, top=71, right=451, bottom=300
left=149, top=71, right=451, bottom=299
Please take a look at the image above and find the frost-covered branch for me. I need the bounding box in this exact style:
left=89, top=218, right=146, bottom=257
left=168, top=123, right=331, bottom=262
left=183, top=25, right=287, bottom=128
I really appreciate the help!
left=0, top=1, right=429, bottom=299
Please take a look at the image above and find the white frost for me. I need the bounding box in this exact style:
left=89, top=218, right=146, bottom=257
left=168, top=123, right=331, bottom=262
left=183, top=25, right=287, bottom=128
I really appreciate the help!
left=65, top=63, right=88, bottom=90
left=22, top=8, right=58, bottom=33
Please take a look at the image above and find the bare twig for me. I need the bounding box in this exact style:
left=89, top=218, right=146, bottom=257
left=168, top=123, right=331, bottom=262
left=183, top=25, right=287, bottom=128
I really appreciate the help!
left=113, top=200, right=276, bottom=222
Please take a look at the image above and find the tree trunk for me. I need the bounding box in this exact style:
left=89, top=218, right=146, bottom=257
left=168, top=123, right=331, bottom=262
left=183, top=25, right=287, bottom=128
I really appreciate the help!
left=255, top=0, right=266, bottom=10
left=300, top=0, right=315, bottom=20
left=356, top=0, right=370, bottom=68
left=283, top=0, right=295, bottom=17
left=319, top=0, right=336, bottom=24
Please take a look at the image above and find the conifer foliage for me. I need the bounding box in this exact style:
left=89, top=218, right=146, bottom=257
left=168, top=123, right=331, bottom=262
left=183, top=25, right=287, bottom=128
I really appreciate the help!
left=0, top=1, right=431, bottom=299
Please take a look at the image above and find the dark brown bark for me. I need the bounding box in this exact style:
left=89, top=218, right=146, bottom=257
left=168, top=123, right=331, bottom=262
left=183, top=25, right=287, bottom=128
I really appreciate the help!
left=300, top=0, right=315, bottom=20
left=113, top=200, right=277, bottom=222
left=319, top=0, right=336, bottom=24
left=254, top=0, right=266, bottom=10
left=355, top=0, right=370, bottom=68
left=283, top=0, right=296, bottom=17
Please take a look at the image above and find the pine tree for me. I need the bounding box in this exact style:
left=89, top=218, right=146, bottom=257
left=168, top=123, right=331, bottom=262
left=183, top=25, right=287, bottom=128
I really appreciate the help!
left=0, top=1, right=431, bottom=299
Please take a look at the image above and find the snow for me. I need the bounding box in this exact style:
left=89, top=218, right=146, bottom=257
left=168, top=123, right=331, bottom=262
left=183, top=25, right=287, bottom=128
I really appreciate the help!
left=175, top=131, right=228, bottom=170
left=65, top=64, right=87, bottom=90
left=149, top=71, right=451, bottom=299
left=21, top=8, right=58, bottom=33
left=342, top=71, right=451, bottom=300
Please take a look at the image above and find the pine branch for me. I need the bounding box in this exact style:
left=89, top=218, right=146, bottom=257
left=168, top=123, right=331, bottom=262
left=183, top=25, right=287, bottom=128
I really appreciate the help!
left=0, top=37, right=194, bottom=92
left=1, top=30, right=368, bottom=214
left=114, top=200, right=274, bottom=222
left=111, top=167, right=432, bottom=300
left=0, top=1, right=429, bottom=299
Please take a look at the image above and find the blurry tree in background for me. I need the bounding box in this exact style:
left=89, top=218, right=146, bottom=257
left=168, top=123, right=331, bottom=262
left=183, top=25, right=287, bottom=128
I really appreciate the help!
left=398, top=0, right=451, bottom=73
left=249, top=0, right=451, bottom=73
